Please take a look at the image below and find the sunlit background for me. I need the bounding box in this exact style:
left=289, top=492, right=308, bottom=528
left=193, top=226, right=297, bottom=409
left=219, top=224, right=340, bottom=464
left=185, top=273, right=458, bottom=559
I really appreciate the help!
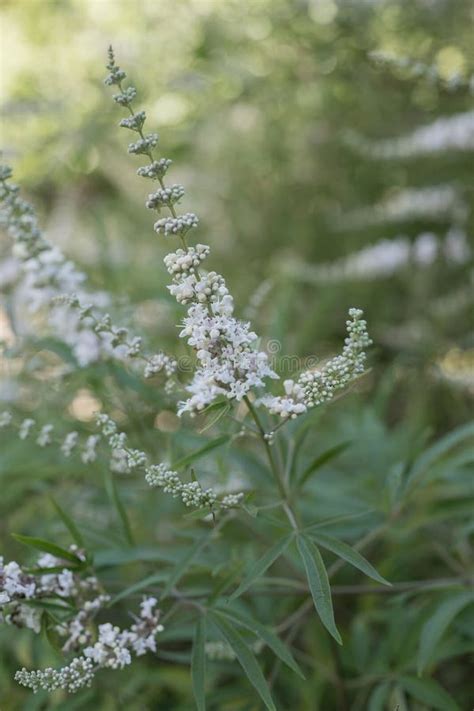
left=1, top=0, right=473, bottom=708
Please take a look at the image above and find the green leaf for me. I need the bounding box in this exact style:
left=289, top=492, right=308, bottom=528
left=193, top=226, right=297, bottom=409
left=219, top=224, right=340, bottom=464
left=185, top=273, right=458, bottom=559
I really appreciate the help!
left=229, top=534, right=294, bottom=600
left=109, top=572, right=168, bottom=606
left=11, top=534, right=83, bottom=565
left=398, top=676, right=460, bottom=711
left=216, top=605, right=305, bottom=679
left=172, top=435, right=231, bottom=471
left=418, top=591, right=474, bottom=674
left=209, top=611, right=276, bottom=711
left=21, top=598, right=73, bottom=612
left=199, top=402, right=230, bottom=433
left=161, top=533, right=211, bottom=600
left=308, top=530, right=390, bottom=586
left=50, top=498, right=84, bottom=548
left=104, top=469, right=134, bottom=546
left=405, top=421, right=474, bottom=494
left=368, top=682, right=392, bottom=711
left=191, top=616, right=207, bottom=711
left=296, top=535, right=342, bottom=645
left=183, top=506, right=215, bottom=521
left=298, top=441, right=351, bottom=488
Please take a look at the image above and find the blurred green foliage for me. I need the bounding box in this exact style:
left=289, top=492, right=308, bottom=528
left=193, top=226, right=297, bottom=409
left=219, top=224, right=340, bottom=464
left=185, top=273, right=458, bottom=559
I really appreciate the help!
left=1, top=0, right=473, bottom=709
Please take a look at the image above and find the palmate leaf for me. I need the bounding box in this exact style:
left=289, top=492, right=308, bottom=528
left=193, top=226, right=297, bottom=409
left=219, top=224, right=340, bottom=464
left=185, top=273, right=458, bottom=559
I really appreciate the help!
left=308, top=530, right=390, bottom=586
left=296, top=535, right=342, bottom=645
left=11, top=534, right=83, bottom=566
left=229, top=533, right=294, bottom=600
left=398, top=676, right=460, bottom=711
left=418, top=590, right=474, bottom=674
left=192, top=616, right=207, bottom=711
left=215, top=605, right=305, bottom=679
left=209, top=610, right=276, bottom=711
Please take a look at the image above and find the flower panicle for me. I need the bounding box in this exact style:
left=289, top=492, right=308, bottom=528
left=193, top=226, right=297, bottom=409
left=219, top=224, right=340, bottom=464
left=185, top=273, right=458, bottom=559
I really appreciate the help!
left=104, top=47, right=198, bottom=242
left=105, top=50, right=372, bottom=421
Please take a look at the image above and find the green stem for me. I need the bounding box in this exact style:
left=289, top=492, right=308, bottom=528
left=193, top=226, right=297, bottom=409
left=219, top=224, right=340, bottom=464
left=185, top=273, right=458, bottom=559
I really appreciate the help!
left=243, top=395, right=299, bottom=529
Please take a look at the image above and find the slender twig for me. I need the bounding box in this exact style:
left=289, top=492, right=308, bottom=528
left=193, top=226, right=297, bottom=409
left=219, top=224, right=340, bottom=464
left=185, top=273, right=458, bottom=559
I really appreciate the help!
left=243, top=394, right=300, bottom=530
left=330, top=637, right=350, bottom=711
left=259, top=576, right=474, bottom=599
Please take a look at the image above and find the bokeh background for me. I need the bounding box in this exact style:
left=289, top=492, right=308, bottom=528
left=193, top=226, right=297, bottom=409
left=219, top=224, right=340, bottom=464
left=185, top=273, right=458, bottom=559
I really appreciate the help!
left=1, top=0, right=473, bottom=708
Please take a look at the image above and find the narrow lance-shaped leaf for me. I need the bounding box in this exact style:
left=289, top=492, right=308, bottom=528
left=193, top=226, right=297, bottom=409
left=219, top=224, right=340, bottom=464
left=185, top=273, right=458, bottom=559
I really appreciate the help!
left=199, top=402, right=230, bottom=433
left=398, top=676, right=460, bottom=711
left=216, top=604, right=305, bottom=679
left=418, top=591, right=474, bottom=675
left=296, top=535, right=342, bottom=645
left=229, top=533, right=294, bottom=600
left=404, top=421, right=474, bottom=494
left=368, top=682, right=392, bottom=711
left=161, top=532, right=212, bottom=600
left=209, top=611, right=276, bottom=711
left=11, top=534, right=83, bottom=565
left=104, top=469, right=134, bottom=546
left=192, top=616, right=207, bottom=711
left=50, top=497, right=84, bottom=548
left=298, top=441, right=351, bottom=488
left=109, top=572, right=169, bottom=606
left=172, top=435, right=231, bottom=471
left=308, top=530, right=390, bottom=586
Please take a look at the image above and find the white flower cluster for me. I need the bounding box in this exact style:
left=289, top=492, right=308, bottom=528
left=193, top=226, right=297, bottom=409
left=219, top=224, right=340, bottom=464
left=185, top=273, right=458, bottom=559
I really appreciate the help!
left=154, top=213, right=199, bottom=237
left=128, top=133, right=159, bottom=155
left=259, top=379, right=307, bottom=419
left=369, top=50, right=474, bottom=95
left=0, top=165, right=104, bottom=366
left=146, top=184, right=185, bottom=211
left=19, top=418, right=35, bottom=439
left=0, top=414, right=104, bottom=464
left=259, top=309, right=371, bottom=418
left=15, top=594, right=163, bottom=695
left=0, top=557, right=38, bottom=631
left=15, top=657, right=96, bottom=694
left=137, top=158, right=172, bottom=180
left=0, top=162, right=177, bottom=378
left=119, top=110, right=146, bottom=132
left=0, top=410, right=12, bottom=428
left=61, top=431, right=79, bottom=457
left=300, top=309, right=371, bottom=407
left=56, top=293, right=177, bottom=383
left=169, top=270, right=229, bottom=306
left=37, top=424, right=53, bottom=447
left=144, top=463, right=217, bottom=508
left=0, top=549, right=103, bottom=644
left=106, top=50, right=372, bottom=425
left=349, top=110, right=474, bottom=158
left=96, top=414, right=243, bottom=511
left=164, top=244, right=277, bottom=415
left=333, top=185, right=467, bottom=230
left=82, top=434, right=101, bottom=463
left=284, top=229, right=471, bottom=285
left=143, top=352, right=178, bottom=379
left=178, top=297, right=278, bottom=415
left=164, top=244, right=210, bottom=276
